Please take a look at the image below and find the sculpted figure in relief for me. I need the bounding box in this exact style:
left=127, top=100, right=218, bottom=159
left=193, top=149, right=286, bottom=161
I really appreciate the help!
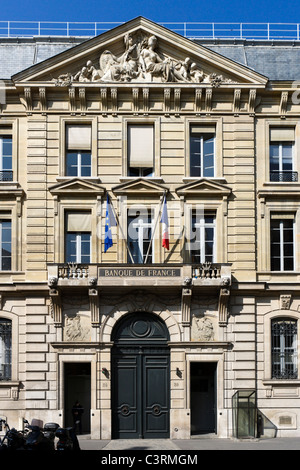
left=64, top=314, right=90, bottom=342
left=54, top=32, right=234, bottom=85
left=192, top=316, right=215, bottom=341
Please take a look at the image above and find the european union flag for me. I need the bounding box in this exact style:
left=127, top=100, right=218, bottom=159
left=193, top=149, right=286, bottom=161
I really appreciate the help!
left=104, top=194, right=117, bottom=252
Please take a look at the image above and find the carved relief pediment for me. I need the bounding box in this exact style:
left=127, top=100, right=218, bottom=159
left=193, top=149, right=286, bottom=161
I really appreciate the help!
left=12, top=17, right=268, bottom=87
left=49, top=178, right=105, bottom=195
left=112, top=177, right=168, bottom=195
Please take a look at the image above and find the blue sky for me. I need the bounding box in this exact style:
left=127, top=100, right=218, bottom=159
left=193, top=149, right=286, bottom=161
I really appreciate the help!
left=1, top=0, right=300, bottom=23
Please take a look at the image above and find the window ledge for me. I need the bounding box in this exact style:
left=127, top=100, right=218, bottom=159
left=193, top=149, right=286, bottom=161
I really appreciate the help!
left=263, top=182, right=300, bottom=187
left=0, top=271, right=25, bottom=274
left=0, top=380, right=19, bottom=386
left=263, top=379, right=300, bottom=386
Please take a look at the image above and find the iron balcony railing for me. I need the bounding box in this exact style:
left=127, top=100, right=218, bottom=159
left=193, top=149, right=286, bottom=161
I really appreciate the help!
left=1, top=21, right=300, bottom=41
left=0, top=171, right=13, bottom=182
left=270, top=171, right=298, bottom=182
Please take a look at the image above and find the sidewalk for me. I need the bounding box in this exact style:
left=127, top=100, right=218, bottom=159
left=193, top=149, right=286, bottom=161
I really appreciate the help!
left=77, top=434, right=300, bottom=451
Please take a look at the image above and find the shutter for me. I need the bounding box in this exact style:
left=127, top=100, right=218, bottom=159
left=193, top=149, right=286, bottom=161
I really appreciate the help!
left=67, top=212, right=91, bottom=232
left=128, top=124, right=154, bottom=168
left=270, top=128, right=295, bottom=142
left=67, top=125, right=91, bottom=150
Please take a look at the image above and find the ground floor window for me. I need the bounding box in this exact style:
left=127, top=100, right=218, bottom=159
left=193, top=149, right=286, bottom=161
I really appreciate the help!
left=271, top=318, right=297, bottom=379
left=0, top=319, right=11, bottom=380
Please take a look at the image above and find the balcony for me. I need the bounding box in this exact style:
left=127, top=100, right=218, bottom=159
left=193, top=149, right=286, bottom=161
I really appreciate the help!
left=270, top=171, right=298, bottom=182
left=0, top=171, right=13, bottom=182
left=48, top=262, right=231, bottom=289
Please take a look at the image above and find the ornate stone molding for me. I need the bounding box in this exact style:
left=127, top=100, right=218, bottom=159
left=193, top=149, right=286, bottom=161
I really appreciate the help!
left=54, top=32, right=237, bottom=86
left=181, top=282, right=192, bottom=325
left=280, top=294, right=292, bottom=310
left=218, top=287, right=230, bottom=326
left=69, top=87, right=76, bottom=113
left=248, top=89, right=256, bottom=115
left=39, top=87, right=47, bottom=111
left=233, top=88, right=241, bottom=115
left=89, top=288, right=100, bottom=326
left=280, top=91, right=288, bottom=118
left=49, top=288, right=62, bottom=327
left=195, top=88, right=202, bottom=113
left=24, top=87, right=32, bottom=111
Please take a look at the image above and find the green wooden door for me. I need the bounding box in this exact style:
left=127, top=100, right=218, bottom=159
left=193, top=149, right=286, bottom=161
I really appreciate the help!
left=111, top=313, right=170, bottom=439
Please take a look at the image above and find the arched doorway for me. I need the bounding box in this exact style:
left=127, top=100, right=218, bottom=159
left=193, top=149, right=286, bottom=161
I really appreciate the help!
left=111, top=312, right=170, bottom=439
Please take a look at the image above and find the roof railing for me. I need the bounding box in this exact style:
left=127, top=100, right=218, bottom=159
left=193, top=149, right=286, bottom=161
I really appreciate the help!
left=1, top=21, right=300, bottom=41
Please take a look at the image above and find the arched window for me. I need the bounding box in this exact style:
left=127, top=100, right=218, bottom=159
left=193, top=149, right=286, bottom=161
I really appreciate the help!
left=271, top=318, right=297, bottom=379
left=0, top=319, right=11, bottom=380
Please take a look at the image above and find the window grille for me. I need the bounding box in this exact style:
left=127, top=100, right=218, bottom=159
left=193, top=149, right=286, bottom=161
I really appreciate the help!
left=0, top=319, right=12, bottom=381
left=271, top=319, right=297, bottom=379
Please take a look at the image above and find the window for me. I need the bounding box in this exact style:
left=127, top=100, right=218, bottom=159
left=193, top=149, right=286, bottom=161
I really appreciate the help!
left=127, top=209, right=153, bottom=263
left=0, top=319, right=11, bottom=381
left=0, top=220, right=11, bottom=270
left=269, top=128, right=297, bottom=182
left=270, top=214, right=294, bottom=271
left=66, top=125, right=91, bottom=177
left=0, top=136, right=12, bottom=181
left=190, top=126, right=215, bottom=178
left=65, top=212, right=91, bottom=263
left=127, top=124, right=154, bottom=177
left=190, top=210, right=216, bottom=263
left=271, top=318, right=297, bottom=379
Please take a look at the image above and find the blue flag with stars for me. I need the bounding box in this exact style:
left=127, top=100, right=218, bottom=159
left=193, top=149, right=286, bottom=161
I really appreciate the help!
left=104, top=194, right=117, bottom=252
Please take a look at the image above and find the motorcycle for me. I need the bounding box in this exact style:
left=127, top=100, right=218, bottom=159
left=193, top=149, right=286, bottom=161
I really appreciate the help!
left=55, top=426, right=80, bottom=451
left=23, top=419, right=60, bottom=451
left=0, top=419, right=26, bottom=451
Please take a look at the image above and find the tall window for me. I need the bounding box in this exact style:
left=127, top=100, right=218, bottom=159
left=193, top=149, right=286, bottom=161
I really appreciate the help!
left=0, top=220, right=11, bottom=270
left=190, top=126, right=215, bottom=178
left=127, top=209, right=153, bottom=263
left=127, top=124, right=154, bottom=177
left=270, top=214, right=294, bottom=271
left=0, top=136, right=12, bottom=182
left=271, top=318, right=297, bottom=379
left=190, top=210, right=216, bottom=263
left=269, top=127, right=297, bottom=182
left=0, top=319, right=11, bottom=381
left=65, top=212, right=91, bottom=263
left=66, top=125, right=92, bottom=177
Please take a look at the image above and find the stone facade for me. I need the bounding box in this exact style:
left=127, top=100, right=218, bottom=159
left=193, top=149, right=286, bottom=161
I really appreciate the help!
left=0, top=17, right=300, bottom=439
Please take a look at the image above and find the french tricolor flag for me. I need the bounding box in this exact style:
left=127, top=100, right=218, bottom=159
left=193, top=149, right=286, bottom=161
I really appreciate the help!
left=160, top=194, right=169, bottom=250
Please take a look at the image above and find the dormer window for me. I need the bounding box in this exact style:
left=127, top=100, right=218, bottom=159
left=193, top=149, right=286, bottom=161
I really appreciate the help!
left=66, top=125, right=92, bottom=177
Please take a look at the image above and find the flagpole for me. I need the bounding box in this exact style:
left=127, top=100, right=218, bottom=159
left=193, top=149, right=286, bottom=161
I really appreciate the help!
left=144, top=191, right=166, bottom=264
left=107, top=194, right=135, bottom=264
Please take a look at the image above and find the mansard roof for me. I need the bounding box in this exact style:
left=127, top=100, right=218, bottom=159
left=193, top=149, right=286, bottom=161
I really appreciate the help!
left=0, top=19, right=299, bottom=81
left=10, top=17, right=267, bottom=87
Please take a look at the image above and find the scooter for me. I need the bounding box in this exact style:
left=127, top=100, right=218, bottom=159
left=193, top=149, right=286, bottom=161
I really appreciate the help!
left=0, top=419, right=26, bottom=451
left=23, top=419, right=60, bottom=451
left=55, top=426, right=80, bottom=451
